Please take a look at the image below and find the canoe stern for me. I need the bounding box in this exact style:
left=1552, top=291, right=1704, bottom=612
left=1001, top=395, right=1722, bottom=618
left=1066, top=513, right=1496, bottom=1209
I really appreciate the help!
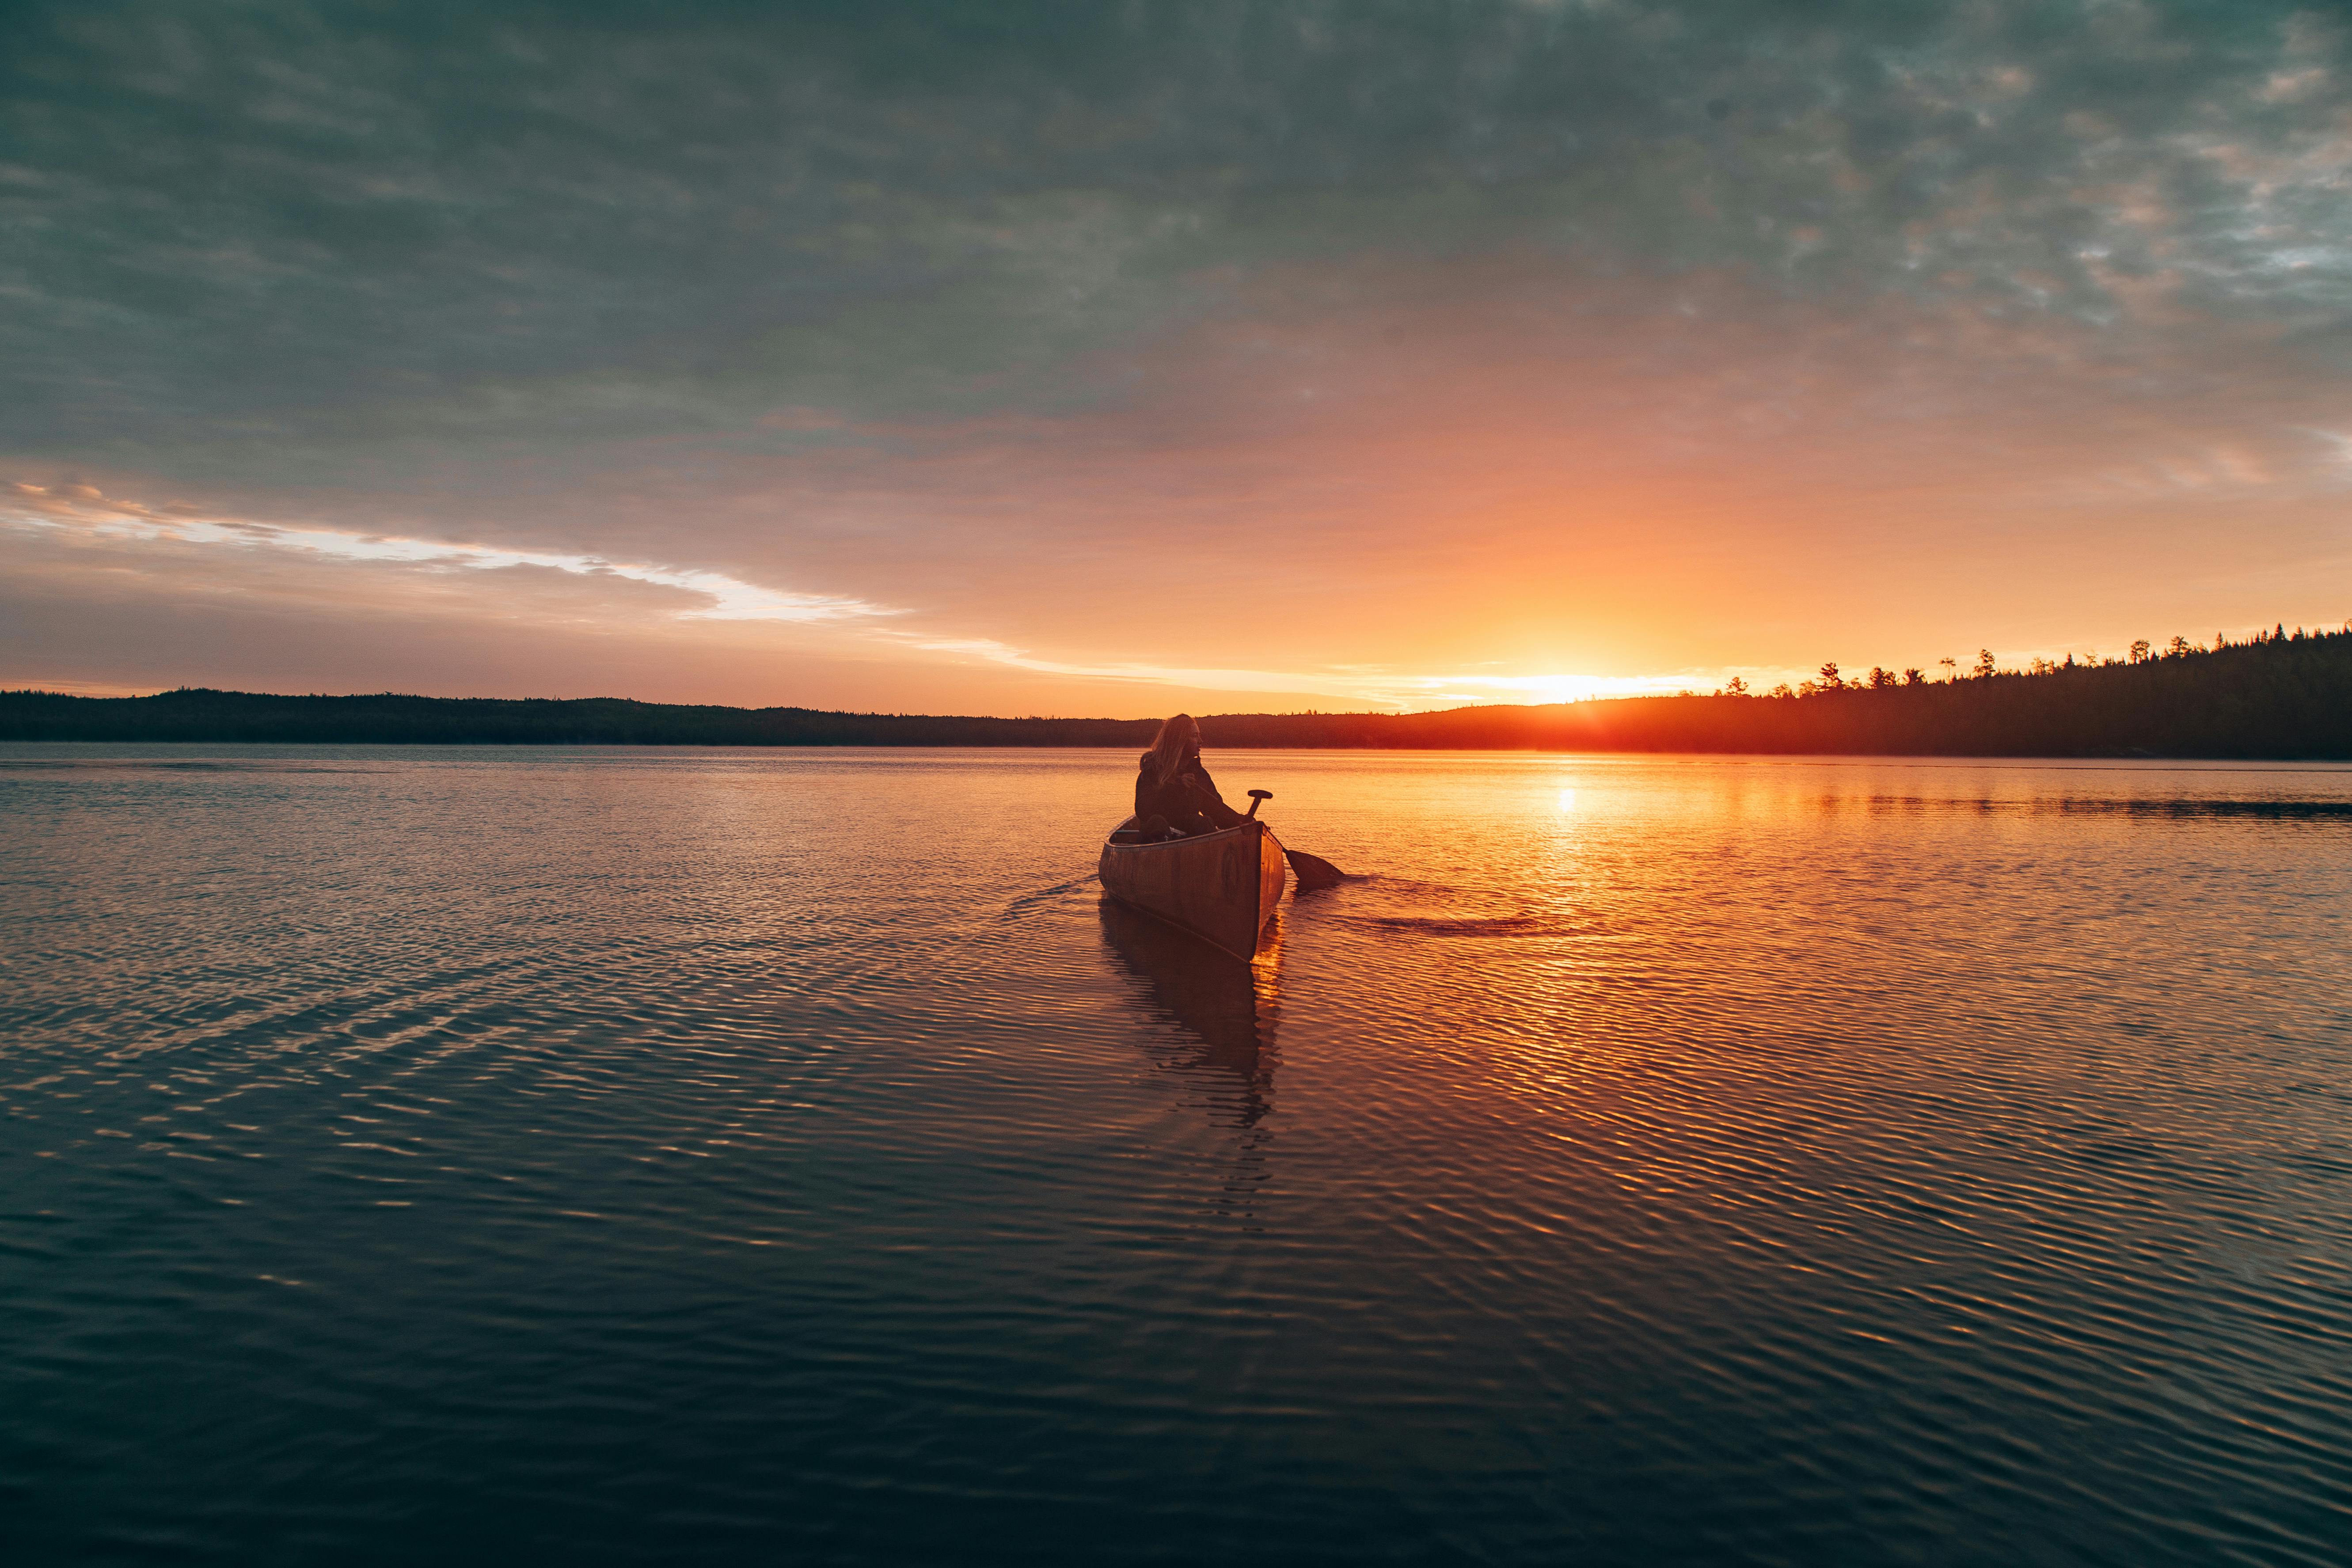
left=1099, top=818, right=1286, bottom=960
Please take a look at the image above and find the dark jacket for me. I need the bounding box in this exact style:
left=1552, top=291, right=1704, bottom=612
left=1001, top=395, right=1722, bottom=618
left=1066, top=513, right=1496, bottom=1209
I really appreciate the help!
left=1134, top=749, right=1242, bottom=833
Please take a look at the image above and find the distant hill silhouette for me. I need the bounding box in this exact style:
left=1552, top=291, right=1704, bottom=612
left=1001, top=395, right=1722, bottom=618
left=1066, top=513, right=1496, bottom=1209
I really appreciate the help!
left=6, top=626, right=2349, bottom=756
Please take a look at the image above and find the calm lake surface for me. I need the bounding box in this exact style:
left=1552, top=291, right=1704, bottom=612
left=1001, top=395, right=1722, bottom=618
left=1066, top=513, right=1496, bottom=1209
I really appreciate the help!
left=6, top=745, right=2352, bottom=1565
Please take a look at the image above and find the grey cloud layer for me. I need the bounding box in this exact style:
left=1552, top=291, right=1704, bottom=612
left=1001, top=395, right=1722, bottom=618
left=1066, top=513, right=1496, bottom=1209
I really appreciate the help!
left=7, top=0, right=2348, bottom=479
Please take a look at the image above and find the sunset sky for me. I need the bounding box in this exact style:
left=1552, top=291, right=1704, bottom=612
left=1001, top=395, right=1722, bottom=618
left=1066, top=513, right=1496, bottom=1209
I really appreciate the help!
left=6, top=1, right=2351, bottom=715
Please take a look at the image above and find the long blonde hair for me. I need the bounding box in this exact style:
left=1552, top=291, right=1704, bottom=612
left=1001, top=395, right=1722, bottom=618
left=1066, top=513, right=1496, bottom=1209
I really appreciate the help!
left=1144, top=714, right=1199, bottom=786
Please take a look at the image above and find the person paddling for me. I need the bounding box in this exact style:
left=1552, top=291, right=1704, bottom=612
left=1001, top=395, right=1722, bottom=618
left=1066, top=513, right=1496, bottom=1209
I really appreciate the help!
left=1133, top=714, right=1245, bottom=839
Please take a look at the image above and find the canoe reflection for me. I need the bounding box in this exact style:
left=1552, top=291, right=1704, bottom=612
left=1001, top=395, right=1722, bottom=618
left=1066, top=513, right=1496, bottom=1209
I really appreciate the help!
left=1098, top=895, right=1280, bottom=1126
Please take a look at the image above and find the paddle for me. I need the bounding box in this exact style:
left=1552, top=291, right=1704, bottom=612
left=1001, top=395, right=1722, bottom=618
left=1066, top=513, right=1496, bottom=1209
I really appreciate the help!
left=1244, top=790, right=1349, bottom=890
left=1283, top=847, right=1349, bottom=891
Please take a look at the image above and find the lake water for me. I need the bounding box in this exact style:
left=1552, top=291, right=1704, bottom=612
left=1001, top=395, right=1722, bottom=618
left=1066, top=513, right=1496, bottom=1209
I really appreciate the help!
left=5, top=745, right=2352, bottom=1565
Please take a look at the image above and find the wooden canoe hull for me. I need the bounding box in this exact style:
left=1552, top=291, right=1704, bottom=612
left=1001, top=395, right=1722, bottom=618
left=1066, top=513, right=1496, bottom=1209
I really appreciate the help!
left=1098, top=818, right=1287, bottom=961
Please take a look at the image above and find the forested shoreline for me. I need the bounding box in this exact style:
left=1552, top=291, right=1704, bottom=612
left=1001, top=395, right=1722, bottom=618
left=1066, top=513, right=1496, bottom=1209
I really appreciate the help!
left=7, top=625, right=2350, bottom=757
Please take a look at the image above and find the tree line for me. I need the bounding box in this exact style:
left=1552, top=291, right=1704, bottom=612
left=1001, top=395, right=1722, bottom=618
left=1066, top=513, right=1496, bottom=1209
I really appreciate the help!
left=1725, top=625, right=2328, bottom=701
left=5, top=621, right=2350, bottom=756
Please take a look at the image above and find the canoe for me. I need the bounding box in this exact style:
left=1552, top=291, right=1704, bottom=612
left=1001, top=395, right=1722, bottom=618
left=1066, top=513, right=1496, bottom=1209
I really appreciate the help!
left=1098, top=816, right=1287, bottom=961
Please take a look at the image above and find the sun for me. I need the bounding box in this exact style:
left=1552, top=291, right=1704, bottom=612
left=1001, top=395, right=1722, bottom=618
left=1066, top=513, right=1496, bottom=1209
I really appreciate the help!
left=1517, top=675, right=1605, bottom=706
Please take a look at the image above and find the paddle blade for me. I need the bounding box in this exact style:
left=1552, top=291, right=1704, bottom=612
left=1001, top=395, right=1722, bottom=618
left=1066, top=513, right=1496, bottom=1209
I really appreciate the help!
left=1284, top=847, right=1348, bottom=891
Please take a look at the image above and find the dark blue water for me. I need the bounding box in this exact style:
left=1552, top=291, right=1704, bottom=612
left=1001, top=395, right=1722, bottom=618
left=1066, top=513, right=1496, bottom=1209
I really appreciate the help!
left=5, top=746, right=2351, bottom=1564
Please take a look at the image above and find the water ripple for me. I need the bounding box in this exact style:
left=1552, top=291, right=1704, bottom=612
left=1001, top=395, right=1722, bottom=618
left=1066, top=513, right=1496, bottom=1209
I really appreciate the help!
left=3, top=745, right=2351, bottom=1564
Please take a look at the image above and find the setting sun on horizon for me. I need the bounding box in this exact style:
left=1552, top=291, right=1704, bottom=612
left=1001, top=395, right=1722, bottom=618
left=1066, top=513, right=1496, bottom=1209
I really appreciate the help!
left=8, top=4, right=2351, bottom=715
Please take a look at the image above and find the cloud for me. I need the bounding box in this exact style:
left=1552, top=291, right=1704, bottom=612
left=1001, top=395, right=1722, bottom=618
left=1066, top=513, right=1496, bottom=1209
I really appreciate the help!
left=1, top=482, right=892, bottom=623
left=1, top=476, right=1821, bottom=709
left=11, top=1, right=2350, bottom=457
left=6, top=2, right=2352, bottom=707
left=888, top=634, right=1710, bottom=708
